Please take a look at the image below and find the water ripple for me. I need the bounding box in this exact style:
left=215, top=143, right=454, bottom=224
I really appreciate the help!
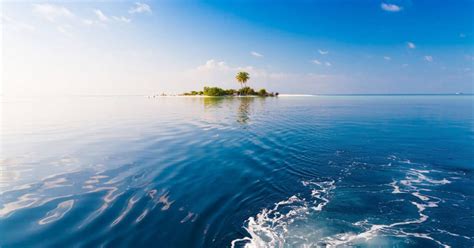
left=1, top=96, right=473, bottom=247
left=38, top=199, right=74, bottom=225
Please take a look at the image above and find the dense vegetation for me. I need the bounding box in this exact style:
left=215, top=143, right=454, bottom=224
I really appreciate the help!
left=183, top=87, right=277, bottom=97
left=181, top=71, right=278, bottom=97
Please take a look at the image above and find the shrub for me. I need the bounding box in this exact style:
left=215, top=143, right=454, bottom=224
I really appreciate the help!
left=239, top=87, right=256, bottom=95
left=203, top=87, right=226, bottom=96
left=258, top=89, right=267, bottom=96
left=186, top=87, right=274, bottom=97
left=225, top=89, right=237, bottom=95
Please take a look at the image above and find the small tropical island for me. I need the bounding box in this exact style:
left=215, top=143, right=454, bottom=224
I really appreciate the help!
left=181, top=71, right=279, bottom=97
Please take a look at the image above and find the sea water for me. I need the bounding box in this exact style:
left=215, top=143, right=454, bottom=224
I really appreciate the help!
left=1, top=95, right=473, bottom=247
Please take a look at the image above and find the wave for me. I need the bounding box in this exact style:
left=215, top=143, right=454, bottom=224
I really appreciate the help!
left=231, top=156, right=467, bottom=248
left=231, top=180, right=335, bottom=248
left=319, top=163, right=457, bottom=247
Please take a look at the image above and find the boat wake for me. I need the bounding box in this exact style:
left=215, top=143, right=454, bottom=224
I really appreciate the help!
left=231, top=156, right=470, bottom=248
left=231, top=180, right=335, bottom=248
left=321, top=168, right=453, bottom=247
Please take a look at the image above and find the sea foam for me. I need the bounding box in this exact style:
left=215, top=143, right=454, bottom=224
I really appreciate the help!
left=231, top=180, right=335, bottom=248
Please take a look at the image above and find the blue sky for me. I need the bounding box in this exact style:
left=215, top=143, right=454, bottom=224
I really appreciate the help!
left=2, top=0, right=473, bottom=95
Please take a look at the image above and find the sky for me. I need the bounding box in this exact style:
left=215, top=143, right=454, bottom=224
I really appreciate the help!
left=1, top=0, right=473, bottom=95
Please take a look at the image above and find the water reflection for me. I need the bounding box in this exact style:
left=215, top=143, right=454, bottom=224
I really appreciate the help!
left=236, top=97, right=254, bottom=125
left=201, top=97, right=226, bottom=109
left=201, top=97, right=257, bottom=125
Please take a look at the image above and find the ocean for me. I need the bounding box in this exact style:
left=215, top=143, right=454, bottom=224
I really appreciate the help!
left=1, top=95, right=473, bottom=247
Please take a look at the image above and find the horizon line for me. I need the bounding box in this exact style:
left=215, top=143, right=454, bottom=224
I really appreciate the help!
left=1, top=93, right=473, bottom=98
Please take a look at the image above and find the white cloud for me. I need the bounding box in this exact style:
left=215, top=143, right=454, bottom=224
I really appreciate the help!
left=311, top=59, right=331, bottom=67
left=94, top=9, right=109, bottom=22
left=250, top=51, right=263, bottom=57
left=129, top=2, right=152, bottom=14
left=193, top=59, right=294, bottom=81
left=84, top=11, right=130, bottom=26
left=407, top=42, right=416, bottom=49
left=311, top=59, right=322, bottom=65
left=188, top=59, right=347, bottom=91
left=82, top=19, right=95, bottom=25
left=57, top=24, right=73, bottom=37
left=190, top=59, right=271, bottom=88
left=318, top=49, right=329, bottom=55
left=381, top=3, right=402, bottom=12
left=112, top=16, right=131, bottom=23
left=2, top=15, right=35, bottom=32
left=32, top=3, right=74, bottom=22
left=424, top=56, right=433, bottom=62
left=186, top=59, right=347, bottom=93
left=384, top=56, right=391, bottom=61
left=195, top=59, right=230, bottom=71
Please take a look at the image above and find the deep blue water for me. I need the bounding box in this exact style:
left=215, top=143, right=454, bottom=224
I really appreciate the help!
left=1, top=95, right=473, bottom=247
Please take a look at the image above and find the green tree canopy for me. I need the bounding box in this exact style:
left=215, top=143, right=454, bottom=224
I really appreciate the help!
left=235, top=71, right=250, bottom=88
left=203, top=86, right=226, bottom=96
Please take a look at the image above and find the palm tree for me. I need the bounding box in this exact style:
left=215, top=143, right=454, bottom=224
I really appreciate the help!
left=236, top=71, right=250, bottom=88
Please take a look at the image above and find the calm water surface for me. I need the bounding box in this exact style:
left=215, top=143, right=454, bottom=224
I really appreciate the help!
left=1, top=95, right=473, bottom=247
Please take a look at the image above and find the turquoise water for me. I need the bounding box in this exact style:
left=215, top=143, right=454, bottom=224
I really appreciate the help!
left=1, top=95, right=473, bottom=247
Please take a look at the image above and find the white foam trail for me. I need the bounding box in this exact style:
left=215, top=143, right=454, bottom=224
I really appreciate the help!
left=436, top=229, right=472, bottom=240
left=232, top=157, right=460, bottom=248
left=322, top=200, right=438, bottom=247
left=324, top=161, right=454, bottom=247
left=306, top=181, right=335, bottom=211
left=397, top=231, right=451, bottom=248
left=407, top=169, right=451, bottom=185
left=412, top=192, right=430, bottom=201
left=389, top=181, right=402, bottom=193
left=322, top=224, right=385, bottom=247
left=231, top=195, right=306, bottom=248
left=231, top=180, right=335, bottom=248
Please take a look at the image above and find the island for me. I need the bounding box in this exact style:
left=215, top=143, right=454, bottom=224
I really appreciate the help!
left=181, top=71, right=279, bottom=97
